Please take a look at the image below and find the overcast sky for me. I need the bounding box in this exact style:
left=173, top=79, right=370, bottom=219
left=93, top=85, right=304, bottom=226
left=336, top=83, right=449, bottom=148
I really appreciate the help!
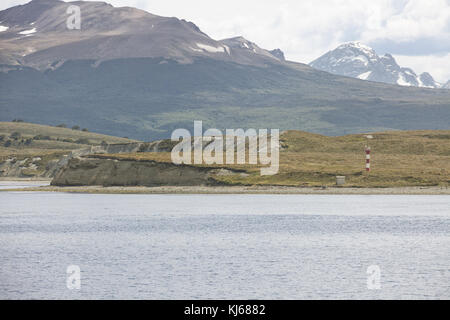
left=2, top=0, right=450, bottom=82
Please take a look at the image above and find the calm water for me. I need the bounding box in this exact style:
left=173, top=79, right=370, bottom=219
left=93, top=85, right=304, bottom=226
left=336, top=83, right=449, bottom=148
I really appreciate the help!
left=0, top=191, right=449, bottom=299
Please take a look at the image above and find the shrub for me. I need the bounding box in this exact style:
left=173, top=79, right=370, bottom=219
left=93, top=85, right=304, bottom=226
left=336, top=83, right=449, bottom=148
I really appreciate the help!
left=0, top=135, right=5, bottom=142
left=56, top=124, right=67, bottom=128
left=33, top=134, right=51, bottom=140
left=4, top=140, right=12, bottom=147
left=10, top=132, right=21, bottom=140
left=72, top=125, right=80, bottom=130
left=138, top=143, right=147, bottom=152
left=75, top=138, right=90, bottom=144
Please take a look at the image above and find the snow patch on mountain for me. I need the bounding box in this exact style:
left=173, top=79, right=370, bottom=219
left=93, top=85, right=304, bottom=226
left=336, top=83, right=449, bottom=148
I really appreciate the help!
left=19, top=28, right=36, bottom=35
left=358, top=71, right=371, bottom=80
left=196, top=43, right=226, bottom=53
left=220, top=36, right=280, bottom=60
left=397, top=74, right=412, bottom=86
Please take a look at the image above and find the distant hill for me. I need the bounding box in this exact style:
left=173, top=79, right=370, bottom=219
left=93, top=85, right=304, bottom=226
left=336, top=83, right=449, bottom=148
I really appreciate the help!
left=0, top=121, right=136, bottom=149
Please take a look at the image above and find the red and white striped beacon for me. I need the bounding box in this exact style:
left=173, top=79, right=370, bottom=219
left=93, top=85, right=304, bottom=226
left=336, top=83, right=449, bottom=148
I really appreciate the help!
left=364, top=135, right=373, bottom=172
left=365, top=146, right=371, bottom=172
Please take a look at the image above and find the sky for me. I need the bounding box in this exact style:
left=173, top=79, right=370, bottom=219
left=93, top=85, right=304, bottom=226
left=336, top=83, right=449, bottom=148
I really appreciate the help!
left=2, top=0, right=450, bottom=82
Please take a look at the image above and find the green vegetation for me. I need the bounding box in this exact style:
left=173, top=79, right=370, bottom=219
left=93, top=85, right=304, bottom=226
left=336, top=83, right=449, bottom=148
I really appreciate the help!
left=1, top=58, right=450, bottom=141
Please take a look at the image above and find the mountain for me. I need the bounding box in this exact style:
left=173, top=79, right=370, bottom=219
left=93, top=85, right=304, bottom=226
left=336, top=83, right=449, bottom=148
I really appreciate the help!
left=0, top=0, right=282, bottom=69
left=1, top=0, right=450, bottom=140
left=309, top=42, right=442, bottom=88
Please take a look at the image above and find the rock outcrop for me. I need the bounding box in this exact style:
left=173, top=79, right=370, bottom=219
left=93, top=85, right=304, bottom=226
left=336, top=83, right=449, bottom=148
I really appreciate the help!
left=0, top=157, right=42, bottom=177
left=0, top=139, right=175, bottom=178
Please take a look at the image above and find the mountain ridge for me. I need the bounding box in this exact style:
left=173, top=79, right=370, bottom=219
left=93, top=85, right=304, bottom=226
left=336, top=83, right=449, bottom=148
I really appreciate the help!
left=0, top=0, right=283, bottom=70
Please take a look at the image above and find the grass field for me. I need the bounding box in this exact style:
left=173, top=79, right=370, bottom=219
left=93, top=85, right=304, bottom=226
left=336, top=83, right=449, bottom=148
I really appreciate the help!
left=94, top=130, right=450, bottom=187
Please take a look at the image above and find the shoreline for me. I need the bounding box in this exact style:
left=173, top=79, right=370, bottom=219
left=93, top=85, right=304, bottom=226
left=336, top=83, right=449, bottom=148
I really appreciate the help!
left=0, top=177, right=52, bottom=181
left=1, top=184, right=449, bottom=195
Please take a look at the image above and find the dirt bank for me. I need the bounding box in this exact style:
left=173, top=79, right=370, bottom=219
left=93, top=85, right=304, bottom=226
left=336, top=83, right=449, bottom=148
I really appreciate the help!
left=51, top=156, right=229, bottom=187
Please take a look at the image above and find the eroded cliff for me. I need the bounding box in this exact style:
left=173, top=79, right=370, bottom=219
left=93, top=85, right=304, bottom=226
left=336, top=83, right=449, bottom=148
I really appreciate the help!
left=51, top=156, right=224, bottom=187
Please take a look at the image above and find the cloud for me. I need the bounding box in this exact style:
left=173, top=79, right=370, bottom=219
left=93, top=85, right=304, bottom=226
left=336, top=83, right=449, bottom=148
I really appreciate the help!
left=1, top=0, right=449, bottom=81
left=370, top=38, right=450, bottom=56
left=0, top=0, right=28, bottom=10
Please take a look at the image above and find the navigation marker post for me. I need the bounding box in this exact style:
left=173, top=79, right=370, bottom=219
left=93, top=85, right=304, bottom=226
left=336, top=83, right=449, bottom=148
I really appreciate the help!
left=365, top=146, right=371, bottom=172
left=364, top=135, right=373, bottom=173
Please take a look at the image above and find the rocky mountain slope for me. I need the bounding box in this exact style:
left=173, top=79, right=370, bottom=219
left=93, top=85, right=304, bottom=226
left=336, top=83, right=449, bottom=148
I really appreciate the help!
left=309, top=42, right=444, bottom=88
left=0, top=0, right=283, bottom=69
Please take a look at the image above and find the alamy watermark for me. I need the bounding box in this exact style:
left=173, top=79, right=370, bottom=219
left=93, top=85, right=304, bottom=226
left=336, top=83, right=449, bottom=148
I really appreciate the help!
left=367, top=265, right=381, bottom=290
left=66, top=265, right=81, bottom=290
left=66, top=5, right=81, bottom=30
left=171, top=121, right=280, bottom=175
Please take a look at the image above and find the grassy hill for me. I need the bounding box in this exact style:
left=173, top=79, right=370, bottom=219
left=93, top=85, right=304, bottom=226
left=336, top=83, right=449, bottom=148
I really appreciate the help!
left=95, top=130, right=450, bottom=188
left=0, top=121, right=135, bottom=145
left=0, top=121, right=137, bottom=176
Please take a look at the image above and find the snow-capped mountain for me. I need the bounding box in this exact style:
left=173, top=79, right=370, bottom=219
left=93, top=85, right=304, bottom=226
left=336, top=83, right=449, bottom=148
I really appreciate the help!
left=309, top=42, right=442, bottom=88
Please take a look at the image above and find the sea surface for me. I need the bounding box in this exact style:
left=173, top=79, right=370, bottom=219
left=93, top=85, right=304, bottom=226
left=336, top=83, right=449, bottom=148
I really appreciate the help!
left=0, top=189, right=449, bottom=299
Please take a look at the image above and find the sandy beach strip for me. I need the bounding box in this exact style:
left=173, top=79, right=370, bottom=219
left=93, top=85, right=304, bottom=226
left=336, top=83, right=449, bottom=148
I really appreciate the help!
left=1, top=184, right=449, bottom=195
